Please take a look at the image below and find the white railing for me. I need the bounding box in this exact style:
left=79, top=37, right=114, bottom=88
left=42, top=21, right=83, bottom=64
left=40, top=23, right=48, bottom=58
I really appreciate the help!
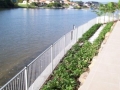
left=0, top=18, right=97, bottom=90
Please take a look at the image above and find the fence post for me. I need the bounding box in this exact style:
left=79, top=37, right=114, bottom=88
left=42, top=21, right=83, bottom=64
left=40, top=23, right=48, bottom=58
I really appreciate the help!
left=24, top=67, right=28, bottom=90
left=96, top=17, right=98, bottom=24
left=64, top=35, right=66, bottom=54
left=73, top=29, right=75, bottom=44
left=76, top=28, right=78, bottom=42
left=51, top=45, right=53, bottom=73
left=73, top=25, right=75, bottom=29
left=83, top=24, right=85, bottom=33
left=73, top=25, right=76, bottom=43
left=82, top=25, right=83, bottom=36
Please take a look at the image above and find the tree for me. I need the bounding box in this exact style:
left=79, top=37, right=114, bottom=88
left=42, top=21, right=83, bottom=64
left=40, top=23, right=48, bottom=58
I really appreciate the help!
left=99, top=4, right=107, bottom=23
left=117, top=0, right=120, bottom=20
left=94, top=10, right=103, bottom=23
left=107, top=2, right=116, bottom=22
left=0, top=0, right=14, bottom=8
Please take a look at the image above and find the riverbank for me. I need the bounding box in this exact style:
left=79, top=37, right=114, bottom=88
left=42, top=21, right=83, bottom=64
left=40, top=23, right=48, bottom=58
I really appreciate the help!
left=0, top=2, right=89, bottom=9
left=0, top=9, right=96, bottom=87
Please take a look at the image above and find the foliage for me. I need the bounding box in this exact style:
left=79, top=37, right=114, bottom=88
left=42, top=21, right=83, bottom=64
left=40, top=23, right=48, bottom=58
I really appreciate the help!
left=107, top=2, right=116, bottom=13
left=41, top=42, right=96, bottom=90
left=17, top=3, right=28, bottom=8
left=46, top=3, right=54, bottom=8
left=41, top=23, right=104, bottom=90
left=93, top=10, right=103, bottom=16
left=18, top=0, right=23, bottom=3
left=53, top=2, right=62, bottom=7
left=17, top=3, right=37, bottom=8
left=46, top=2, right=62, bottom=8
left=0, top=0, right=14, bottom=8
left=117, top=0, right=120, bottom=20
left=41, top=21, right=114, bottom=90
left=93, top=22, right=113, bottom=50
left=79, top=23, right=102, bottom=42
left=74, top=6, right=81, bottom=9
left=30, top=2, right=37, bottom=6
left=94, top=2, right=117, bottom=23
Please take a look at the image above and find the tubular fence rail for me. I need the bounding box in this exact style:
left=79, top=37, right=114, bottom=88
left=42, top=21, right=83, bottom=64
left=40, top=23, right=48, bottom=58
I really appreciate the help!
left=0, top=18, right=97, bottom=90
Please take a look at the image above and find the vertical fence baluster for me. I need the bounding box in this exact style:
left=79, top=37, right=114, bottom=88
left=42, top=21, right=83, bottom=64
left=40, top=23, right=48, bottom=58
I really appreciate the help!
left=64, top=35, right=65, bottom=54
left=76, top=28, right=78, bottom=42
left=24, top=67, right=28, bottom=90
left=0, top=18, right=97, bottom=90
left=51, top=45, right=53, bottom=73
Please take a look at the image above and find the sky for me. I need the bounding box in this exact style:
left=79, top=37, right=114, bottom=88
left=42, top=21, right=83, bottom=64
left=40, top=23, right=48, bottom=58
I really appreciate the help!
left=75, top=0, right=118, bottom=2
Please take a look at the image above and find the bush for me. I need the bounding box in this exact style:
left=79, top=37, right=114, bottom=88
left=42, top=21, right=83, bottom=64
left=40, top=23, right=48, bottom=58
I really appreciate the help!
left=0, top=0, right=14, bottom=8
left=18, top=2, right=38, bottom=8
left=79, top=23, right=102, bottom=42
left=46, top=3, right=54, bottom=7
left=30, top=2, right=37, bottom=6
left=41, top=23, right=103, bottom=90
left=53, top=2, right=62, bottom=7
left=46, top=2, right=62, bottom=8
left=41, top=22, right=113, bottom=90
left=93, top=22, right=113, bottom=50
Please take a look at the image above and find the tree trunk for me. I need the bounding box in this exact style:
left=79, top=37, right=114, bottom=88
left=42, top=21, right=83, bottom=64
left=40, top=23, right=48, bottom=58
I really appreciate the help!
left=109, top=13, right=111, bottom=22
left=118, top=11, right=120, bottom=21
left=104, top=14, right=105, bottom=24
left=98, top=16, right=100, bottom=23
left=113, top=13, right=114, bottom=22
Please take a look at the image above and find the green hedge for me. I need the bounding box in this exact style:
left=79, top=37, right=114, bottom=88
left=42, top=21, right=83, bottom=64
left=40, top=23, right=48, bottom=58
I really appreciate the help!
left=41, top=43, right=95, bottom=90
left=41, top=22, right=113, bottom=90
left=79, top=23, right=102, bottom=42
left=93, top=22, right=113, bottom=50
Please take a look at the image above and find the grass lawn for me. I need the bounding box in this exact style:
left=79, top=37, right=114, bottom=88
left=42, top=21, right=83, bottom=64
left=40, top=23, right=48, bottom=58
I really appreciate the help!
left=18, top=3, right=37, bottom=8
left=18, top=3, right=28, bottom=8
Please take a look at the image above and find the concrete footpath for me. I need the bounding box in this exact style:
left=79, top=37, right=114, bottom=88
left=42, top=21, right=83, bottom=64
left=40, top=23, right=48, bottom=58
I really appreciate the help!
left=80, top=21, right=120, bottom=90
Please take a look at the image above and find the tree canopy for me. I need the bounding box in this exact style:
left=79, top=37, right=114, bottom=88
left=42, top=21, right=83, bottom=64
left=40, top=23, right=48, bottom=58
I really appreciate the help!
left=0, top=0, right=14, bottom=8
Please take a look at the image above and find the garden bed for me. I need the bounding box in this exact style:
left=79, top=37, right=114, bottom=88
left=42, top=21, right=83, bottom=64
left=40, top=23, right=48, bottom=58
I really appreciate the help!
left=40, top=22, right=115, bottom=90
left=78, top=22, right=114, bottom=89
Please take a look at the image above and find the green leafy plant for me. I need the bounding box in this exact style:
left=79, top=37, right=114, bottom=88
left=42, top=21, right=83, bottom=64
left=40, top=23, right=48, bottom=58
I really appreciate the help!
left=41, top=22, right=113, bottom=90
left=93, top=22, right=113, bottom=49
left=79, top=23, right=102, bottom=42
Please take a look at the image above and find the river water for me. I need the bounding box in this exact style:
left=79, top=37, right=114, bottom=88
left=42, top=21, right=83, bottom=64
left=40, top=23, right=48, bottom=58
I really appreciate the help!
left=0, top=8, right=96, bottom=86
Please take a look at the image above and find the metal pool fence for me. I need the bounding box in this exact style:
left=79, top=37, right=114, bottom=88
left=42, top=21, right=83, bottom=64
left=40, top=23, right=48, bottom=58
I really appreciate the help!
left=0, top=18, right=97, bottom=90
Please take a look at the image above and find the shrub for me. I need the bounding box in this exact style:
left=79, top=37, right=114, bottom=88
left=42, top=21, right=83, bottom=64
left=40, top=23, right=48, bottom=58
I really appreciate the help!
left=79, top=23, right=102, bottom=42
left=41, top=22, right=113, bottom=90
left=30, top=2, right=37, bottom=6
left=93, top=22, right=113, bottom=50
left=41, top=23, right=103, bottom=90
left=46, top=2, right=62, bottom=8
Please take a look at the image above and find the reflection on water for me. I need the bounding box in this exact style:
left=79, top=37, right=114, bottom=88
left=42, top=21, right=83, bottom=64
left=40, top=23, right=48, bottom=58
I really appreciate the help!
left=0, top=8, right=96, bottom=86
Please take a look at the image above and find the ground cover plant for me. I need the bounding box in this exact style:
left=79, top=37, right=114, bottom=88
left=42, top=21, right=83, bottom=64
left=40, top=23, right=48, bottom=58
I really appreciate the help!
left=41, top=22, right=113, bottom=90
left=79, top=23, right=102, bottom=42
left=93, top=22, right=113, bottom=50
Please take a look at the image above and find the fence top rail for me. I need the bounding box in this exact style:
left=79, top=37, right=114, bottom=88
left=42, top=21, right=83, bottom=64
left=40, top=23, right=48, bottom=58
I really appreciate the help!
left=53, top=35, right=65, bottom=46
left=53, top=29, right=74, bottom=46
left=27, top=45, right=52, bottom=67
left=0, top=67, right=26, bottom=89
left=0, top=17, right=97, bottom=90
